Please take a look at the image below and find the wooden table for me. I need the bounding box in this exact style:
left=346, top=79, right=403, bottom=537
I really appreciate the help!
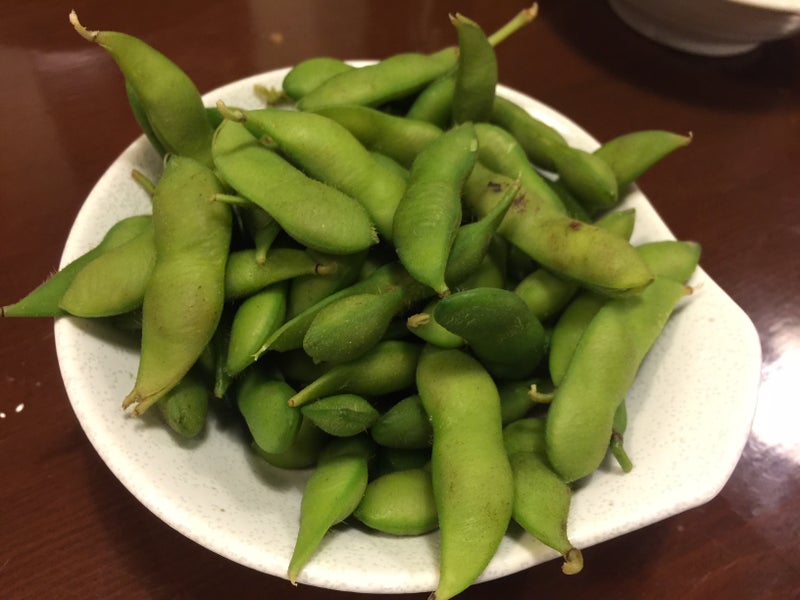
left=2, top=1, right=798, bottom=598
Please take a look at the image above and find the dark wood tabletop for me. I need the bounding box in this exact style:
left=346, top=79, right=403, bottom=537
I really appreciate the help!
left=2, top=1, right=798, bottom=599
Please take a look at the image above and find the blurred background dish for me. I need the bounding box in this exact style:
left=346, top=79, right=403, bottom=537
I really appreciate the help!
left=609, top=0, right=800, bottom=56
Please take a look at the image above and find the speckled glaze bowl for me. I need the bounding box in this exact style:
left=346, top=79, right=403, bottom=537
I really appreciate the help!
left=610, top=0, right=800, bottom=56
left=54, top=65, right=762, bottom=594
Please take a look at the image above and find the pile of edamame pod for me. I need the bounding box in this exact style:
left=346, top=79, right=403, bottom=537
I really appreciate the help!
left=2, top=5, right=701, bottom=599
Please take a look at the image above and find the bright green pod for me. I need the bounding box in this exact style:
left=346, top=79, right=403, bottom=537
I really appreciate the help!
left=71, top=12, right=214, bottom=167
left=549, top=144, right=619, bottom=217
left=312, top=105, right=442, bottom=169
left=435, top=287, right=547, bottom=380
left=303, top=289, right=406, bottom=364
left=212, top=120, right=378, bottom=255
left=393, top=122, right=479, bottom=295
left=252, top=417, right=329, bottom=470
left=497, top=379, right=546, bottom=426
left=287, top=250, right=367, bottom=319
left=288, top=340, right=423, bottom=408
left=489, top=95, right=568, bottom=171
left=125, top=80, right=166, bottom=156
left=2, top=214, right=151, bottom=318
left=297, top=49, right=457, bottom=112
left=353, top=468, right=438, bottom=536
left=595, top=130, right=692, bottom=188
left=474, top=122, right=566, bottom=213
left=225, top=281, right=288, bottom=378
left=288, top=435, right=373, bottom=584
left=464, top=162, right=654, bottom=297
left=546, top=277, right=691, bottom=482
left=636, top=240, right=701, bottom=284
left=502, top=417, right=547, bottom=457
left=123, top=156, right=231, bottom=416
left=416, top=345, right=513, bottom=600
left=548, top=292, right=607, bottom=387
left=156, top=368, right=209, bottom=439
left=300, top=393, right=380, bottom=437
left=224, top=107, right=406, bottom=241
left=451, top=13, right=497, bottom=124
left=59, top=223, right=156, bottom=318
left=237, top=369, right=302, bottom=455
left=223, top=248, right=334, bottom=300
left=406, top=74, right=455, bottom=128
left=370, top=394, right=433, bottom=449
left=513, top=208, right=637, bottom=322
left=239, top=206, right=281, bottom=266
left=282, top=57, right=355, bottom=100
left=406, top=299, right=466, bottom=350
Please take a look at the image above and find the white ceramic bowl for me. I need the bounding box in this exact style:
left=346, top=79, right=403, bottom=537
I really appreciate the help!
left=610, top=0, right=800, bottom=56
left=54, top=65, right=762, bottom=594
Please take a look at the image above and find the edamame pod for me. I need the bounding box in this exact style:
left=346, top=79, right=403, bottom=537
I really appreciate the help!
left=288, top=435, right=372, bottom=583
left=406, top=300, right=466, bottom=350
left=59, top=222, right=156, bottom=317
left=253, top=417, right=329, bottom=470
left=490, top=95, right=567, bottom=171
left=416, top=345, right=513, bottom=600
left=224, top=248, right=335, bottom=300
left=435, top=287, right=547, bottom=380
left=282, top=57, right=355, bottom=100
left=287, top=250, right=367, bottom=319
left=225, top=281, right=288, bottom=378
left=123, top=156, right=231, bottom=416
left=2, top=215, right=151, bottom=318
left=353, top=468, right=438, bottom=536
left=546, top=276, right=692, bottom=482
left=370, top=394, right=433, bottom=449
left=156, top=368, right=209, bottom=439
left=287, top=341, right=422, bottom=408
left=237, top=370, right=302, bottom=454
left=71, top=12, right=214, bottom=167
left=300, top=393, right=380, bottom=437
left=393, top=123, right=478, bottom=295
left=548, top=144, right=619, bottom=217
left=451, top=13, right=497, bottom=124
left=595, top=130, right=692, bottom=188
left=212, top=120, right=378, bottom=255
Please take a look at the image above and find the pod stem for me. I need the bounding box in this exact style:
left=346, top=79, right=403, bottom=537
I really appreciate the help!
left=211, top=192, right=250, bottom=206
left=610, top=432, right=634, bottom=473
left=529, top=383, right=555, bottom=404
left=406, top=313, right=431, bottom=328
left=561, top=547, right=584, bottom=575
left=216, top=99, right=247, bottom=123
left=69, top=10, right=99, bottom=43
left=131, top=169, right=156, bottom=197
left=254, top=84, right=291, bottom=106
left=487, top=3, right=538, bottom=47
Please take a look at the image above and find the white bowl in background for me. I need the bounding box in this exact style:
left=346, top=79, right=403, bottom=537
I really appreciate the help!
left=610, top=0, right=800, bottom=56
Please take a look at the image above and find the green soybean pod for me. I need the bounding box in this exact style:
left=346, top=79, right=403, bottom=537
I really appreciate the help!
left=490, top=95, right=567, bottom=171
left=71, top=12, right=214, bottom=167
left=287, top=250, right=367, bottom=319
left=282, top=57, right=355, bottom=100
left=464, top=162, right=653, bottom=297
left=451, top=13, right=497, bottom=124
left=225, top=281, right=288, bottom=378
left=595, top=130, right=692, bottom=188
left=300, top=393, right=380, bottom=437
left=435, top=287, right=547, bottom=380
left=224, top=248, right=335, bottom=300
left=393, top=122, right=478, bottom=295
left=353, top=468, right=438, bottom=536
left=253, top=417, right=329, bottom=470
left=156, top=368, right=209, bottom=439
left=548, top=292, right=607, bottom=387
left=122, top=156, right=231, bottom=416
left=546, top=277, right=692, bottom=482
left=288, top=340, right=422, bottom=408
left=406, top=300, right=466, bottom=350
left=635, top=240, right=702, bottom=284
left=416, top=345, right=513, bottom=600
left=222, top=106, right=406, bottom=241
left=59, top=223, right=156, bottom=317
left=548, top=143, right=619, bottom=217
left=313, top=104, right=442, bottom=170
left=212, top=120, right=378, bottom=255
left=406, top=74, right=456, bottom=129
left=288, top=435, right=373, bottom=584
left=237, top=369, right=301, bottom=454
left=370, top=394, right=433, bottom=449
left=125, top=79, right=166, bottom=156
left=2, top=214, right=151, bottom=318
left=498, top=378, right=547, bottom=425
left=302, top=289, right=407, bottom=364
left=297, top=49, right=457, bottom=112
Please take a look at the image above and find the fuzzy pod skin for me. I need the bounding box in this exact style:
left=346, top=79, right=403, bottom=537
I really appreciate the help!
left=212, top=120, right=377, bottom=255
left=296, top=49, right=457, bottom=112
left=71, top=12, right=214, bottom=167
left=282, top=57, right=355, bottom=100
left=434, top=287, right=547, bottom=381
left=545, top=276, right=691, bottom=483
left=393, top=123, right=479, bottom=295
left=406, top=74, right=456, bottom=129
left=237, top=371, right=301, bottom=455
left=300, top=393, right=380, bottom=437
left=2, top=215, right=151, bottom=318
left=287, top=435, right=373, bottom=583
left=232, top=108, right=406, bottom=241
left=370, top=394, right=433, bottom=449
left=156, top=368, right=209, bottom=439
left=354, top=468, right=438, bottom=536
left=416, top=345, right=514, bottom=600
left=595, top=129, right=692, bottom=189
left=464, top=162, right=654, bottom=298
left=59, top=223, right=156, bottom=318
left=252, top=417, right=329, bottom=470
left=122, top=156, right=231, bottom=416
